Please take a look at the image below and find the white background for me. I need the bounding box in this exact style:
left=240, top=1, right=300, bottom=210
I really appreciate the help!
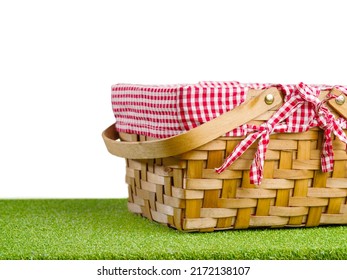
left=0, top=260, right=345, bottom=280
left=1, top=0, right=347, bottom=198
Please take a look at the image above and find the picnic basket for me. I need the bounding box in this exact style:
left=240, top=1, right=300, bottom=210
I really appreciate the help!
left=102, top=82, right=347, bottom=232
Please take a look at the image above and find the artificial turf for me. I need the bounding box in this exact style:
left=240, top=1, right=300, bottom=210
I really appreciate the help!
left=0, top=199, right=346, bottom=260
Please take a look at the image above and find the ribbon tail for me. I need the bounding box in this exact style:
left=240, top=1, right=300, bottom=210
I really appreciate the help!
left=332, top=122, right=347, bottom=147
left=249, top=133, right=270, bottom=185
left=321, top=129, right=334, bottom=173
left=215, top=132, right=261, bottom=174
left=332, top=121, right=347, bottom=161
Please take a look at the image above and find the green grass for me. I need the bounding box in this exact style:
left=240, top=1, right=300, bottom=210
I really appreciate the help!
left=0, top=199, right=346, bottom=260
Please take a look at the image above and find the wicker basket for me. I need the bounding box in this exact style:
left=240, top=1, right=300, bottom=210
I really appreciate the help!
left=103, top=86, right=347, bottom=231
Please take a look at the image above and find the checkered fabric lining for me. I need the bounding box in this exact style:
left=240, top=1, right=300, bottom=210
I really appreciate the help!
left=112, top=84, right=181, bottom=139
left=112, top=81, right=347, bottom=138
left=112, top=82, right=347, bottom=184
left=111, top=81, right=271, bottom=138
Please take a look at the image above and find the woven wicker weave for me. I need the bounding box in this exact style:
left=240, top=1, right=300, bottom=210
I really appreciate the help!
left=103, top=87, right=347, bottom=231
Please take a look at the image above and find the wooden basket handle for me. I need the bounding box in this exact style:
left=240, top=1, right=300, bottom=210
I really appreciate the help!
left=102, top=87, right=282, bottom=159
left=328, top=88, right=347, bottom=119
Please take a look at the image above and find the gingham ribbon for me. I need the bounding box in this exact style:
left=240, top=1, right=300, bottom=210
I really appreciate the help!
left=215, top=82, right=347, bottom=185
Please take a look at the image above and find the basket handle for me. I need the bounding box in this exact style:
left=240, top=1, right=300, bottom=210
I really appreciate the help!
left=102, top=87, right=282, bottom=159
left=328, top=88, right=347, bottom=119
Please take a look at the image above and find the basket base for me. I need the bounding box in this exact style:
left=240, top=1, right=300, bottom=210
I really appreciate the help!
left=123, top=130, right=347, bottom=232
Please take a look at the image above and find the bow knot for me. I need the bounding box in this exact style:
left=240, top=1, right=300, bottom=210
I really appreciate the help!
left=216, top=83, right=347, bottom=185
left=260, top=122, right=275, bottom=133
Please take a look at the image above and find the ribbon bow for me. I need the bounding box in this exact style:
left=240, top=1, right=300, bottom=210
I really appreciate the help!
left=216, top=82, right=347, bottom=185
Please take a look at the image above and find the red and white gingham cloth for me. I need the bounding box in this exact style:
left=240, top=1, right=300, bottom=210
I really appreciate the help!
left=112, top=81, right=270, bottom=138
left=112, top=81, right=347, bottom=185
left=111, top=84, right=182, bottom=138
left=215, top=83, right=347, bottom=184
